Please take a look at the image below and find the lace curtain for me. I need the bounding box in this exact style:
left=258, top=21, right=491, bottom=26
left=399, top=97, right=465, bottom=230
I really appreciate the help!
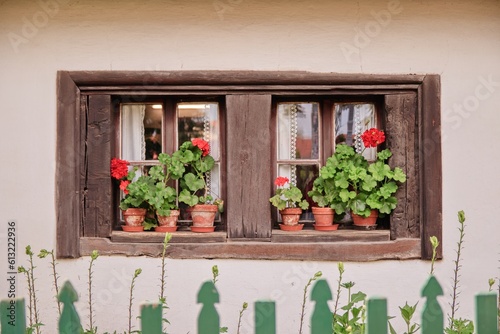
left=121, top=104, right=146, bottom=161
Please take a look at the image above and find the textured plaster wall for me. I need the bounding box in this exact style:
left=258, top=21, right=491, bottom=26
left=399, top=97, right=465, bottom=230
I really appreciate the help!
left=0, top=0, right=499, bottom=333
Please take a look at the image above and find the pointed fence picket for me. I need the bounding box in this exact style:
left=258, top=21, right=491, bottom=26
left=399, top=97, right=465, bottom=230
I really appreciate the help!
left=0, top=276, right=498, bottom=334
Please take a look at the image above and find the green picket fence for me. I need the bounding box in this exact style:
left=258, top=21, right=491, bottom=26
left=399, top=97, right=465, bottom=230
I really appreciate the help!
left=1, top=276, right=498, bottom=334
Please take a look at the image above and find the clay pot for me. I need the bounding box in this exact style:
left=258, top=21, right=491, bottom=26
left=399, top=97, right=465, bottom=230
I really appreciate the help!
left=279, top=207, right=303, bottom=231
left=351, top=210, right=378, bottom=226
left=311, top=207, right=334, bottom=226
left=190, top=204, right=217, bottom=232
left=155, top=209, right=180, bottom=232
left=122, top=208, right=147, bottom=232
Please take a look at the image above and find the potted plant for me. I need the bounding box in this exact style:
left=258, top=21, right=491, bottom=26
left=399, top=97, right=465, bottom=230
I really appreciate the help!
left=308, top=128, right=407, bottom=227
left=269, top=176, right=310, bottom=231
left=111, top=158, right=153, bottom=232
left=176, top=138, right=223, bottom=232
left=146, top=152, right=185, bottom=232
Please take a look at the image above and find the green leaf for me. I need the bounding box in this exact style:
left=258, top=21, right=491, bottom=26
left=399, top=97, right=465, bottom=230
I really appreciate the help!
left=379, top=181, right=398, bottom=198
left=335, top=144, right=356, bottom=158
left=196, top=155, right=215, bottom=173
left=143, top=219, right=157, bottom=231
left=393, top=167, right=407, bottom=182
left=178, top=189, right=199, bottom=206
left=389, top=321, right=397, bottom=334
left=269, top=194, right=286, bottom=210
left=369, top=161, right=391, bottom=181
left=335, top=176, right=349, bottom=189
left=377, top=149, right=392, bottom=161
left=379, top=197, right=398, bottom=214
left=183, top=172, right=205, bottom=192
left=361, top=175, right=377, bottom=191
left=350, top=291, right=366, bottom=304
left=365, top=193, right=382, bottom=209
left=169, top=159, right=185, bottom=179
left=299, top=200, right=309, bottom=210
left=339, top=189, right=355, bottom=202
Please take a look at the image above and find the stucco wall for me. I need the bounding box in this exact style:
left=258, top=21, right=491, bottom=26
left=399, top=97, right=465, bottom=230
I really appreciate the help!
left=0, top=0, right=499, bottom=332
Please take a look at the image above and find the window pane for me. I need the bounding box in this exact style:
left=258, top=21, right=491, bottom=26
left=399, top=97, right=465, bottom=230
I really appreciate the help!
left=177, top=103, right=220, bottom=160
left=121, top=103, right=162, bottom=161
left=177, top=102, right=221, bottom=221
left=334, top=103, right=377, bottom=161
left=278, top=103, right=319, bottom=160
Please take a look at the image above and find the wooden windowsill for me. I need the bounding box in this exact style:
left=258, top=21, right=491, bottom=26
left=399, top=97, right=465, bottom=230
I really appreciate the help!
left=81, top=230, right=421, bottom=261
left=110, top=228, right=390, bottom=243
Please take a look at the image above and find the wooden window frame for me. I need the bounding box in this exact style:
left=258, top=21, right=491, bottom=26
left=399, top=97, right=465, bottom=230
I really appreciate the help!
left=56, top=71, right=441, bottom=261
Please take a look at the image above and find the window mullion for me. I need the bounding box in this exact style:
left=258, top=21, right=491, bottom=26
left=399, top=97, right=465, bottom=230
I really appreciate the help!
left=226, top=94, right=273, bottom=239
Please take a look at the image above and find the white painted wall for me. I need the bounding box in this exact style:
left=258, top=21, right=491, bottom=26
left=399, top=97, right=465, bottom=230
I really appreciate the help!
left=0, top=0, right=499, bottom=332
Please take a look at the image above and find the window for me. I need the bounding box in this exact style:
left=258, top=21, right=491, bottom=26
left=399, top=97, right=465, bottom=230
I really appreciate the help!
left=272, top=100, right=381, bottom=225
left=116, top=100, right=223, bottom=226
left=56, top=71, right=442, bottom=261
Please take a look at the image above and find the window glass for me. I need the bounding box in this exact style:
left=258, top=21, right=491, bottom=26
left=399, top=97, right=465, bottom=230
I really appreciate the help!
left=334, top=103, right=377, bottom=161
left=277, top=102, right=320, bottom=222
left=177, top=103, right=220, bottom=160
left=278, top=103, right=319, bottom=160
left=121, top=103, right=163, bottom=161
left=177, top=102, right=221, bottom=221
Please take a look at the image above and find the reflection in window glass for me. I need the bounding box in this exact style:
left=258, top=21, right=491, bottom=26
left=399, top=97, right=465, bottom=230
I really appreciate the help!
left=334, top=103, right=377, bottom=161
left=278, top=103, right=319, bottom=160
left=121, top=103, right=163, bottom=161
left=177, top=103, right=220, bottom=160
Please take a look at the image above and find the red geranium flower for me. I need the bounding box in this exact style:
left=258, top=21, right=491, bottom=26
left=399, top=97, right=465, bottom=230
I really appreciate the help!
left=111, top=158, right=129, bottom=179
left=192, top=138, right=210, bottom=157
left=119, top=180, right=130, bottom=194
left=274, top=176, right=289, bottom=187
left=361, top=128, right=385, bottom=148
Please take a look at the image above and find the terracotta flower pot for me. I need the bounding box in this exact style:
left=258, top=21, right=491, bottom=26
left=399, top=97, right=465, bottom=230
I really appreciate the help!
left=122, top=208, right=147, bottom=232
left=190, top=204, right=217, bottom=232
left=155, top=209, right=180, bottom=232
left=279, top=207, right=303, bottom=230
left=311, top=207, right=334, bottom=226
left=351, top=209, right=378, bottom=226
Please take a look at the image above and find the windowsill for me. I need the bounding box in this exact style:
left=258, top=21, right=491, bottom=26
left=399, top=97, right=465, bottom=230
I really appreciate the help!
left=110, top=228, right=390, bottom=243
left=80, top=230, right=421, bottom=261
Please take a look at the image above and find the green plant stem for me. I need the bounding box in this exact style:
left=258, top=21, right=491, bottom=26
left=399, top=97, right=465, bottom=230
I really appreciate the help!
left=333, top=263, right=344, bottom=318
left=128, top=269, right=142, bottom=334
left=49, top=251, right=61, bottom=315
left=159, top=233, right=171, bottom=301
left=19, top=267, right=34, bottom=328
left=236, top=302, right=248, bottom=334
left=27, top=250, right=41, bottom=334
left=88, top=251, right=98, bottom=332
left=27, top=271, right=34, bottom=328
left=347, top=285, right=352, bottom=324
left=448, top=211, right=466, bottom=329
left=299, top=271, right=322, bottom=334
left=159, top=233, right=171, bottom=334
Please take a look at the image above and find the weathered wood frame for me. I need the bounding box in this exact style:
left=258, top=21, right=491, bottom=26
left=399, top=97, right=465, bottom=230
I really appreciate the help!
left=56, top=71, right=441, bottom=261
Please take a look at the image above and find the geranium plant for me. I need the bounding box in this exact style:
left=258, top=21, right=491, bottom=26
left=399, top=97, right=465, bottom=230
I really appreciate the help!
left=145, top=152, right=185, bottom=217
left=307, top=128, right=407, bottom=218
left=110, top=158, right=153, bottom=210
left=177, top=138, right=223, bottom=211
left=269, top=176, right=310, bottom=211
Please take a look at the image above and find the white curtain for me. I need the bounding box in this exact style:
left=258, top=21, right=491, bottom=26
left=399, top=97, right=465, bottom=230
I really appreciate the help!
left=121, top=104, right=146, bottom=161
